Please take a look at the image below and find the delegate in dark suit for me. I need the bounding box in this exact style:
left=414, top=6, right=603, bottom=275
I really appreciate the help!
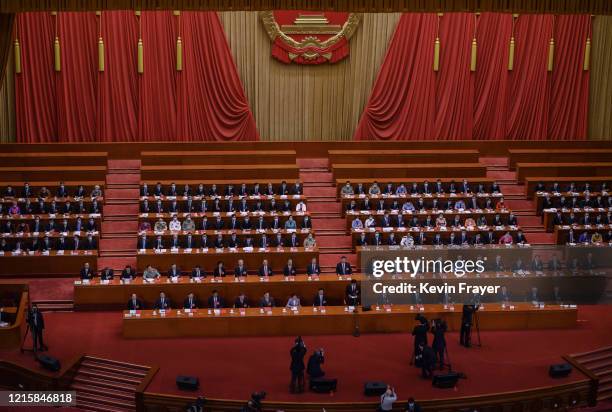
left=27, top=305, right=45, bottom=351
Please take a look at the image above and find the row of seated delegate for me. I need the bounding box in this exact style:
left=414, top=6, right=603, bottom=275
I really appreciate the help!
left=139, top=232, right=317, bottom=249
left=141, top=181, right=303, bottom=197
left=141, top=197, right=306, bottom=213
left=547, top=211, right=612, bottom=226
left=344, top=196, right=504, bottom=212
left=533, top=181, right=610, bottom=194
left=1, top=183, right=103, bottom=200
left=1, top=216, right=99, bottom=234
left=539, top=194, right=612, bottom=213
left=349, top=212, right=517, bottom=229
left=560, top=228, right=612, bottom=244
left=139, top=214, right=312, bottom=231
left=0, top=199, right=102, bottom=216
left=0, top=234, right=98, bottom=253
left=353, top=229, right=526, bottom=246
left=339, top=180, right=501, bottom=196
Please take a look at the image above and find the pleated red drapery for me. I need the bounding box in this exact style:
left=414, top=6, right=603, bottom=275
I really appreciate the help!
left=355, top=12, right=591, bottom=141
left=14, top=11, right=258, bottom=142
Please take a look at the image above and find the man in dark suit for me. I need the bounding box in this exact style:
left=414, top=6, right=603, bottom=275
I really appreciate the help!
left=208, top=290, right=224, bottom=309
left=234, top=292, right=250, bottom=308
left=259, top=259, right=273, bottom=277
left=336, top=256, right=352, bottom=276
left=460, top=304, right=478, bottom=347
left=259, top=291, right=275, bottom=308
left=313, top=288, right=327, bottom=307
left=167, top=264, right=181, bottom=279
left=121, top=265, right=135, bottom=281
left=345, top=279, right=360, bottom=306
left=154, top=292, right=171, bottom=310
left=191, top=265, right=204, bottom=279
left=80, top=262, right=94, bottom=280
left=290, top=337, right=307, bottom=393
left=100, top=267, right=114, bottom=281
left=127, top=293, right=143, bottom=310
left=234, top=259, right=248, bottom=278
left=28, top=304, right=46, bottom=352
left=306, top=257, right=320, bottom=277
left=183, top=293, right=199, bottom=309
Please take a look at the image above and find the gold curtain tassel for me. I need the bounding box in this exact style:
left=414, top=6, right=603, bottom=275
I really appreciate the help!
left=508, top=37, right=515, bottom=71
left=98, top=37, right=105, bottom=72
left=137, top=38, right=144, bottom=74
left=173, top=10, right=181, bottom=16
left=470, top=38, right=477, bottom=72
left=14, top=39, right=21, bottom=74
left=433, top=37, right=440, bottom=72
left=547, top=38, right=555, bottom=72
left=583, top=38, right=591, bottom=71
left=176, top=37, right=183, bottom=71
left=54, top=36, right=61, bottom=72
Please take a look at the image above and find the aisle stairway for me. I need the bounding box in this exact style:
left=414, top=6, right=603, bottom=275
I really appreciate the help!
left=570, top=346, right=612, bottom=402
left=98, top=160, right=141, bottom=272
left=69, top=356, right=152, bottom=412
left=299, top=158, right=355, bottom=271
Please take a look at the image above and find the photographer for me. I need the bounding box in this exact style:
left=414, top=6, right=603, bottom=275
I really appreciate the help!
left=27, top=303, right=46, bottom=352
left=430, top=319, right=447, bottom=370
left=460, top=304, right=479, bottom=348
left=185, top=396, right=206, bottom=412
left=378, top=385, right=397, bottom=411
left=411, top=314, right=428, bottom=367
left=289, top=336, right=307, bottom=393
left=241, top=392, right=265, bottom=412
left=307, top=348, right=325, bottom=380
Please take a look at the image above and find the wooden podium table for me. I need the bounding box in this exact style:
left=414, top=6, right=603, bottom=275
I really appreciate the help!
left=122, top=303, right=578, bottom=338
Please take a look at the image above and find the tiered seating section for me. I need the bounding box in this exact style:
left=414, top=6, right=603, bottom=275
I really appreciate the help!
left=0, top=159, right=106, bottom=275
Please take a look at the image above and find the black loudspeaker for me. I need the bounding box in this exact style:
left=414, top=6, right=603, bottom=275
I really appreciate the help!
left=176, top=375, right=199, bottom=391
left=549, top=363, right=572, bottom=378
left=310, top=378, right=337, bottom=393
left=36, top=354, right=61, bottom=372
left=432, top=372, right=460, bottom=388
left=364, top=381, right=387, bottom=396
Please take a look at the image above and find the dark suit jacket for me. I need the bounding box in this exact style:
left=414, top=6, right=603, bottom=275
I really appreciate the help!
left=283, top=265, right=297, bottom=277
left=207, top=295, right=224, bottom=309
left=336, top=262, right=352, bottom=276
left=234, top=296, right=250, bottom=308
left=154, top=298, right=172, bottom=310
left=28, top=310, right=45, bottom=330
left=313, top=294, right=327, bottom=306
left=306, top=264, right=320, bottom=276
left=127, top=298, right=143, bottom=310
left=183, top=297, right=199, bottom=309
left=100, top=269, right=114, bottom=280
left=259, top=296, right=276, bottom=307
left=259, top=265, right=273, bottom=277
left=80, top=268, right=94, bottom=280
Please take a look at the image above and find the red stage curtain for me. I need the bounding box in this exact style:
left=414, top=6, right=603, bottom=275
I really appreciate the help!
left=354, top=14, right=436, bottom=141
left=14, top=11, right=257, bottom=142
left=0, top=13, right=15, bottom=85
left=177, top=12, right=258, bottom=141
left=57, top=12, right=98, bottom=141
left=548, top=14, right=590, bottom=140
left=14, top=12, right=56, bottom=143
left=355, top=13, right=591, bottom=141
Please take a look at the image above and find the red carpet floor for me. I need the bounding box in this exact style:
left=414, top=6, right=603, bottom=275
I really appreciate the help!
left=1, top=306, right=610, bottom=403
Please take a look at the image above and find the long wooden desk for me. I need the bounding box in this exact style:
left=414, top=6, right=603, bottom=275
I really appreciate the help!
left=340, top=193, right=503, bottom=216
left=517, top=163, right=612, bottom=182
left=122, top=303, right=578, bottom=338
left=136, top=247, right=318, bottom=272
left=3, top=140, right=612, bottom=158
left=0, top=152, right=108, bottom=167
left=328, top=149, right=480, bottom=166
left=508, top=149, right=612, bottom=170
left=141, top=164, right=300, bottom=180
left=0, top=287, right=28, bottom=350
left=332, top=163, right=487, bottom=179
left=0, top=166, right=107, bottom=182
left=141, top=150, right=297, bottom=165
left=345, top=210, right=510, bottom=231
left=0, top=250, right=97, bottom=276
left=525, top=177, right=611, bottom=197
